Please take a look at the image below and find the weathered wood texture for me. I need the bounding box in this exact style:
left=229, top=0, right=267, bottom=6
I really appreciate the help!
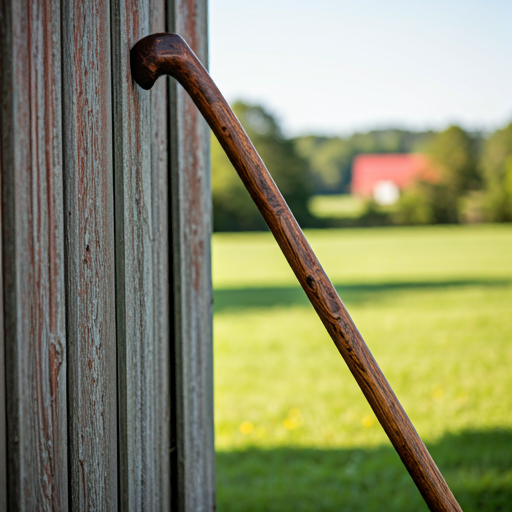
left=0, top=89, right=6, bottom=512
left=1, top=2, right=213, bottom=510
left=62, top=0, right=118, bottom=509
left=131, top=34, right=462, bottom=512
left=168, top=2, right=216, bottom=510
left=149, top=4, right=173, bottom=504
left=111, top=0, right=171, bottom=509
left=0, top=1, right=68, bottom=509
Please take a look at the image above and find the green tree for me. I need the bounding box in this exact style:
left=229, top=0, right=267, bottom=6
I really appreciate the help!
left=294, top=136, right=352, bottom=193
left=481, top=122, right=512, bottom=221
left=212, top=102, right=313, bottom=231
left=393, top=187, right=434, bottom=225
left=422, top=126, right=480, bottom=223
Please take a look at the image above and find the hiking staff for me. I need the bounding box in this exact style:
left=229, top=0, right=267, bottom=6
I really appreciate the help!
left=130, top=33, right=462, bottom=512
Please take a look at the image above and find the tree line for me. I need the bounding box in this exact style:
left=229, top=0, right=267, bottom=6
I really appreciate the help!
left=212, top=101, right=512, bottom=231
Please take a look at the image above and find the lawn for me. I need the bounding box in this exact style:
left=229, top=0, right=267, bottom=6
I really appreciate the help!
left=212, top=224, right=512, bottom=511
left=308, top=194, right=365, bottom=219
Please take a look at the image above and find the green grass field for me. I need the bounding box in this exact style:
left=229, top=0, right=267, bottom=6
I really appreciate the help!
left=309, top=194, right=365, bottom=219
left=212, top=224, right=512, bottom=511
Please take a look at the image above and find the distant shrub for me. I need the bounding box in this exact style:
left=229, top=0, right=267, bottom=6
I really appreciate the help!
left=481, top=123, right=512, bottom=222
left=394, top=187, right=434, bottom=225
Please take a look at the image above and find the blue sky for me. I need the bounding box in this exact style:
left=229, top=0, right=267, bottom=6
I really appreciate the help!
left=209, top=0, right=512, bottom=136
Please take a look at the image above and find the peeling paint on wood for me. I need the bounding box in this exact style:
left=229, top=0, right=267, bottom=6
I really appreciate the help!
left=168, top=0, right=216, bottom=510
left=1, top=1, right=68, bottom=510
left=111, top=0, right=171, bottom=509
left=62, top=0, right=118, bottom=509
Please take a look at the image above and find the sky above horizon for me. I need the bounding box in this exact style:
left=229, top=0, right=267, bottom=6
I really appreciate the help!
left=209, top=0, right=512, bottom=137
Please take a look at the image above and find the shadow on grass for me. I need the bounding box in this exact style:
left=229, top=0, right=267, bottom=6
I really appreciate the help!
left=216, top=429, right=512, bottom=512
left=214, top=278, right=511, bottom=313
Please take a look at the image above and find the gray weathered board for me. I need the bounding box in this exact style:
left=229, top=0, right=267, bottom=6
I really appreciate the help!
left=1, top=1, right=69, bottom=508
left=168, top=1, right=215, bottom=511
left=0, top=0, right=214, bottom=510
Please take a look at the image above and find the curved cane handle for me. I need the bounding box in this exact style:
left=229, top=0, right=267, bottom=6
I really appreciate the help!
left=131, top=33, right=461, bottom=512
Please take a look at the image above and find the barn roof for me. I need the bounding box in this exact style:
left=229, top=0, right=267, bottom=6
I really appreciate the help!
left=351, top=154, right=430, bottom=196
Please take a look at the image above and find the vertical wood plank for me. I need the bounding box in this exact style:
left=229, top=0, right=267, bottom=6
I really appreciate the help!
left=168, top=0, right=216, bottom=510
left=0, top=97, right=6, bottom=512
left=0, top=0, right=68, bottom=510
left=111, top=0, right=170, bottom=509
left=149, top=1, right=173, bottom=509
left=62, top=0, right=118, bottom=509
left=111, top=1, right=153, bottom=508
left=0, top=7, right=6, bottom=501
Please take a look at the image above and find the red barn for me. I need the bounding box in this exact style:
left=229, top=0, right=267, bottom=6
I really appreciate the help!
left=351, top=154, right=431, bottom=204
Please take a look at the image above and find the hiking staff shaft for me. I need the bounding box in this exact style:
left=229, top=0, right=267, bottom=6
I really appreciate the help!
left=130, top=33, right=461, bottom=512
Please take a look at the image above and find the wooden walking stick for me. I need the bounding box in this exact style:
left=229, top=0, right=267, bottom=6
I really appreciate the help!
left=131, top=33, right=462, bottom=512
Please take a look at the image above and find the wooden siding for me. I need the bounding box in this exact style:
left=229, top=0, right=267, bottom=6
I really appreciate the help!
left=111, top=0, right=171, bottom=509
left=1, top=1, right=69, bottom=509
left=169, top=1, right=216, bottom=511
left=62, top=0, right=118, bottom=509
left=0, top=0, right=213, bottom=510
left=0, top=57, right=7, bottom=512
left=150, top=0, right=173, bottom=506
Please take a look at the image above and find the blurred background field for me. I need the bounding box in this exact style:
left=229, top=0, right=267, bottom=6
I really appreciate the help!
left=212, top=224, right=512, bottom=511
left=309, top=194, right=365, bottom=220
left=209, top=2, right=512, bottom=509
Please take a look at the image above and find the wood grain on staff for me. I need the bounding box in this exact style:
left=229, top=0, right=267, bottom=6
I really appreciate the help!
left=131, top=33, right=462, bottom=512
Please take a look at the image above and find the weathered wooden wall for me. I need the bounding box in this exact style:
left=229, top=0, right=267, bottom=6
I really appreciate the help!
left=111, top=0, right=171, bottom=509
left=0, top=81, right=7, bottom=511
left=169, top=1, right=215, bottom=511
left=62, top=0, right=118, bottom=508
left=0, top=0, right=213, bottom=510
left=1, top=1, right=69, bottom=509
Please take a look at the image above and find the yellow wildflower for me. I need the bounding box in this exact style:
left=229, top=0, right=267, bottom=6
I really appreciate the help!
left=283, top=408, right=302, bottom=430
left=361, top=414, right=375, bottom=428
left=239, top=421, right=254, bottom=434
